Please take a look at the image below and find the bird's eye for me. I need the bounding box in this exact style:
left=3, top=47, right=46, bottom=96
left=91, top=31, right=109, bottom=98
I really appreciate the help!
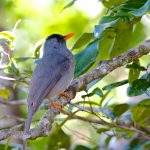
left=31, top=102, right=34, bottom=106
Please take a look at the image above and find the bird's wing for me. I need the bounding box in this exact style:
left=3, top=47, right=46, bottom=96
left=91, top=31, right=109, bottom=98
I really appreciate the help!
left=28, top=52, right=70, bottom=112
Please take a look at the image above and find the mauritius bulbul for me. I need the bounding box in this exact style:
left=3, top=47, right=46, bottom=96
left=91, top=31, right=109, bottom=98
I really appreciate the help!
left=25, top=33, right=75, bottom=133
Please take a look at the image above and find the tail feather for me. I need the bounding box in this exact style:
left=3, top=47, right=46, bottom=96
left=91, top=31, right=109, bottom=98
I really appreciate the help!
left=23, top=110, right=33, bottom=150
left=25, top=109, right=33, bottom=133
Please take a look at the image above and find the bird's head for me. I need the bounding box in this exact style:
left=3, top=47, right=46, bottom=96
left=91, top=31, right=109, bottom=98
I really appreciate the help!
left=46, top=33, right=74, bottom=43
left=43, top=33, right=74, bottom=54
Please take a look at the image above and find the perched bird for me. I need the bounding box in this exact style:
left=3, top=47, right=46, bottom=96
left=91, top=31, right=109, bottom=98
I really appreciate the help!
left=25, top=33, right=75, bottom=133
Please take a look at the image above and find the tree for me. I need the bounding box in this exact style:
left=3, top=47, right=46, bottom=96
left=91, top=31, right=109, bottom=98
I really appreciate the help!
left=0, top=0, right=150, bottom=150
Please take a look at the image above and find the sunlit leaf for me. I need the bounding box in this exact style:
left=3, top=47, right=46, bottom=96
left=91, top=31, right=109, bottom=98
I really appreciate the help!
left=126, top=61, right=146, bottom=71
left=128, top=69, right=140, bottom=83
left=128, top=60, right=141, bottom=83
left=12, top=19, right=21, bottom=34
left=0, top=31, right=14, bottom=41
left=109, top=22, right=133, bottom=58
left=132, top=99, right=150, bottom=125
left=0, top=88, right=10, bottom=99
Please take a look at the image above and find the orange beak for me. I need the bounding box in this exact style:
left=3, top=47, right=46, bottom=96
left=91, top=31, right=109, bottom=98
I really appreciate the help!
left=64, top=33, right=74, bottom=40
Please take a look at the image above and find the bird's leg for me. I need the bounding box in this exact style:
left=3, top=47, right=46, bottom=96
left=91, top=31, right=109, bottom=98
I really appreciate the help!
left=58, top=92, right=70, bottom=99
left=48, top=98, right=62, bottom=112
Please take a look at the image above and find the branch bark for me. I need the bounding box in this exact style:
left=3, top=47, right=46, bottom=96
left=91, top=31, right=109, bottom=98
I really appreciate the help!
left=0, top=39, right=150, bottom=141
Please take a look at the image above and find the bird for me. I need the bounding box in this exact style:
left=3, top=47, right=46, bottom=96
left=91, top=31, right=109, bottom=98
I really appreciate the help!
left=25, top=33, right=75, bottom=134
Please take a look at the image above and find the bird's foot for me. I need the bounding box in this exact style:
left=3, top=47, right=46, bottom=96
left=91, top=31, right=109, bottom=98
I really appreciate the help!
left=49, top=100, right=62, bottom=112
left=58, top=92, right=70, bottom=99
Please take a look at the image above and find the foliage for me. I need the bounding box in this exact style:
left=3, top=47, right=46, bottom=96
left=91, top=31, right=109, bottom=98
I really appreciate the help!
left=0, top=0, right=150, bottom=150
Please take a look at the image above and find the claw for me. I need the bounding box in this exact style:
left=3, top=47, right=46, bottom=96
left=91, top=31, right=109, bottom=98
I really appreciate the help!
left=58, top=92, right=70, bottom=99
left=49, top=100, right=62, bottom=112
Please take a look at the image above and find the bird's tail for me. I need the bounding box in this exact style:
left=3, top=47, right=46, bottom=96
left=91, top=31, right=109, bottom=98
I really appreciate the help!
left=23, top=109, right=33, bottom=150
left=25, top=109, right=33, bottom=133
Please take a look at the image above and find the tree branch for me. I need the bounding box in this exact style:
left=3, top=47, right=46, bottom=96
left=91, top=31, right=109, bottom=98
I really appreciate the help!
left=62, top=110, right=150, bottom=140
left=0, top=39, right=150, bottom=141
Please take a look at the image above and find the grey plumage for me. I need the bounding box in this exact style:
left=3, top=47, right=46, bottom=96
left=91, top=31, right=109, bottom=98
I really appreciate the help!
left=25, top=34, right=75, bottom=134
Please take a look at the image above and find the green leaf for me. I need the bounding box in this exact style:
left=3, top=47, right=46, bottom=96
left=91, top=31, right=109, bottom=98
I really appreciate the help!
left=127, top=79, right=150, bottom=96
left=74, top=40, right=99, bottom=78
left=103, top=79, right=128, bottom=91
left=109, top=22, right=133, bottom=58
left=132, top=99, right=150, bottom=125
left=128, top=60, right=142, bottom=83
left=5, top=137, right=12, bottom=150
left=100, top=91, right=111, bottom=106
left=123, top=0, right=148, bottom=10
left=126, top=62, right=146, bottom=71
left=96, top=17, right=135, bottom=58
left=14, top=57, right=35, bottom=63
left=72, top=33, right=93, bottom=50
left=102, top=0, right=127, bottom=8
left=105, top=136, right=113, bottom=147
left=0, top=144, right=10, bottom=150
left=128, top=68, right=140, bottom=83
left=73, top=145, right=91, bottom=150
left=112, top=103, right=129, bottom=117
left=33, top=40, right=44, bottom=58
left=92, top=88, right=104, bottom=97
left=125, top=138, right=150, bottom=150
left=0, top=88, right=10, bottom=99
left=81, top=88, right=103, bottom=99
left=94, top=17, right=119, bottom=38
left=99, top=16, right=118, bottom=24
left=97, top=35, right=115, bottom=60
left=4, top=60, right=19, bottom=75
left=60, top=0, right=77, bottom=13
left=0, top=143, right=23, bottom=150
left=97, top=127, right=110, bottom=134
left=48, top=124, right=71, bottom=149
left=29, top=136, right=48, bottom=150
left=129, top=0, right=150, bottom=16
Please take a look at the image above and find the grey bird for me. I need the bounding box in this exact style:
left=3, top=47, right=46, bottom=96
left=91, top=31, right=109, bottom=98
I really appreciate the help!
left=25, top=33, right=75, bottom=134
